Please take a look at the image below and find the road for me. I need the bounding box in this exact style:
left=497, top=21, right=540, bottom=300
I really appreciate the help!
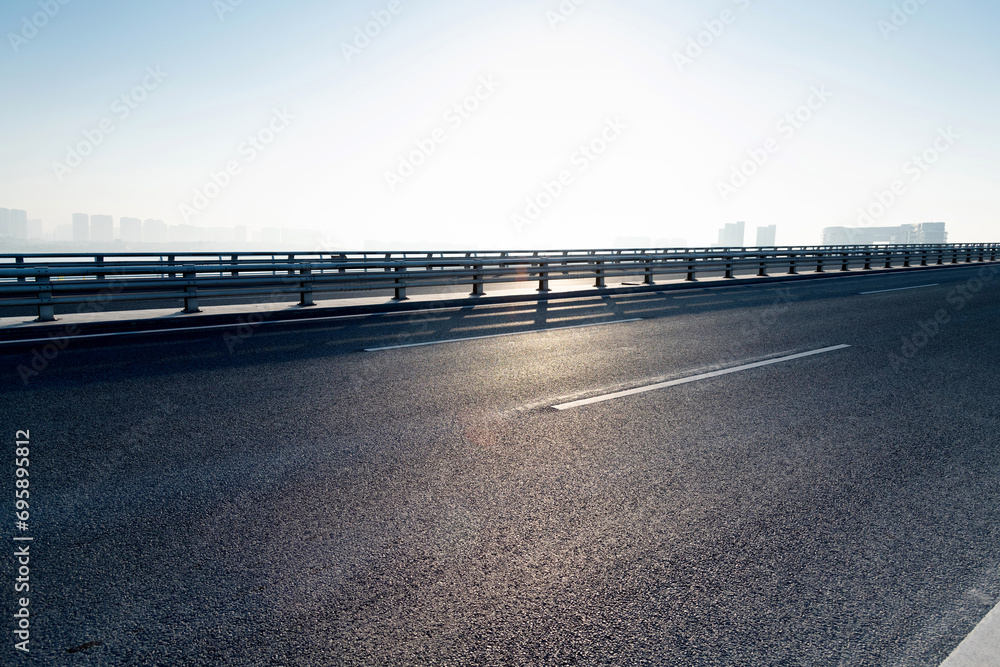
left=2, top=264, right=999, bottom=665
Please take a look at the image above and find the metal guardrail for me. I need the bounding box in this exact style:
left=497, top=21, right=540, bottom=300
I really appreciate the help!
left=1, top=243, right=997, bottom=322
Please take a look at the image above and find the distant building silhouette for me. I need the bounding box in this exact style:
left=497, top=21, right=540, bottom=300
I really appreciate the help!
left=73, top=213, right=90, bottom=242
left=716, top=221, right=745, bottom=247
left=28, top=219, right=43, bottom=240
left=822, top=222, right=948, bottom=245
left=908, top=222, right=947, bottom=243
left=756, top=225, right=776, bottom=246
left=0, top=208, right=9, bottom=238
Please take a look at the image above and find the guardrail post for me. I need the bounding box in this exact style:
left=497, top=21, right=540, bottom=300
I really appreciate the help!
left=183, top=271, right=200, bottom=313
left=966, top=249, right=972, bottom=263
left=16, top=256, right=26, bottom=283
left=231, top=254, right=239, bottom=276
left=96, top=255, right=105, bottom=280
left=757, top=254, right=768, bottom=277
left=644, top=258, right=654, bottom=284
left=393, top=265, right=407, bottom=300
left=299, top=268, right=315, bottom=306
left=724, top=256, right=734, bottom=279
left=537, top=260, right=550, bottom=292
left=920, top=249, right=928, bottom=266
left=788, top=255, right=797, bottom=274
left=595, top=260, right=605, bottom=287
left=35, top=272, right=55, bottom=322
left=816, top=254, right=824, bottom=273
left=863, top=250, right=871, bottom=270
left=470, top=264, right=484, bottom=296
left=686, top=258, right=697, bottom=281
left=841, top=251, right=850, bottom=271
left=168, top=255, right=176, bottom=279
left=884, top=251, right=892, bottom=268
left=903, top=249, right=910, bottom=267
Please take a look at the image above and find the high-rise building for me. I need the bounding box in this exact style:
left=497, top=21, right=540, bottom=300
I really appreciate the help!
left=73, top=213, right=90, bottom=242
left=90, top=214, right=114, bottom=243
left=143, top=219, right=167, bottom=244
left=0, top=208, right=9, bottom=238
left=121, top=217, right=142, bottom=243
left=756, top=225, right=776, bottom=246
left=716, top=221, right=745, bottom=247
left=9, top=209, right=28, bottom=240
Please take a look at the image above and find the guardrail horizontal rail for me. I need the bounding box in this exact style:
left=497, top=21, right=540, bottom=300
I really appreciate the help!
left=2, top=243, right=997, bottom=322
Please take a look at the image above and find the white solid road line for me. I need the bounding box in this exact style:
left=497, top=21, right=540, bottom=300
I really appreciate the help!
left=859, top=283, right=939, bottom=295
left=552, top=344, right=851, bottom=410
left=940, top=599, right=1000, bottom=667
left=365, top=318, right=643, bottom=351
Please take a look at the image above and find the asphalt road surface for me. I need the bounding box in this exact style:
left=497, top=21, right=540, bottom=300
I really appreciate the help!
left=2, top=264, right=999, bottom=665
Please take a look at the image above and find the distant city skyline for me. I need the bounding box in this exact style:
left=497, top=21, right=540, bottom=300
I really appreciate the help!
left=822, top=222, right=947, bottom=246
left=0, top=205, right=325, bottom=249
left=0, top=204, right=956, bottom=251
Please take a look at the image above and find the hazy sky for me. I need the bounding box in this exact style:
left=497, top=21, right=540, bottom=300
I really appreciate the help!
left=1, top=0, right=997, bottom=248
